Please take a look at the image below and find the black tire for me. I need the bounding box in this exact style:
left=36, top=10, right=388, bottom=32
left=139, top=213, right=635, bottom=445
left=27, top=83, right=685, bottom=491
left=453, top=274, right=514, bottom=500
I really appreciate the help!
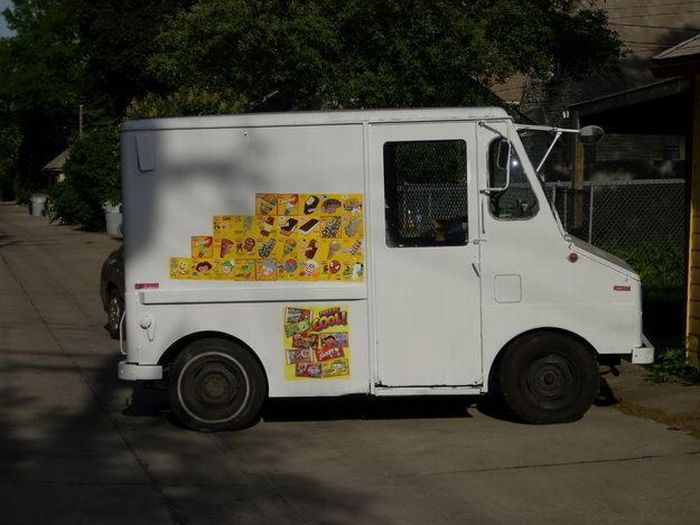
left=107, top=289, right=124, bottom=340
left=168, top=338, right=267, bottom=431
left=499, top=332, right=599, bottom=424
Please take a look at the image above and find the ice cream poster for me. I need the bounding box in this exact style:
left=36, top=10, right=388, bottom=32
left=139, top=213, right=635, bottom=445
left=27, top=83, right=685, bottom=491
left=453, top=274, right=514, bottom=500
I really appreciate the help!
left=169, top=192, right=364, bottom=282
left=283, top=306, right=350, bottom=380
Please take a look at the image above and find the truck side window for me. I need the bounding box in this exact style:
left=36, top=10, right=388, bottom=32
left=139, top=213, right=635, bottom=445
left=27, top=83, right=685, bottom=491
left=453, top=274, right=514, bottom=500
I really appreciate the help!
left=383, top=140, right=468, bottom=247
left=487, top=138, right=539, bottom=219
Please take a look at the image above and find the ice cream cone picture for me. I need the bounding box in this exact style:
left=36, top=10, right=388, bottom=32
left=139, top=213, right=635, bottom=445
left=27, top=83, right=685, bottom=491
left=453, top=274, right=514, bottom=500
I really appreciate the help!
left=258, top=216, right=275, bottom=237
left=220, top=238, right=235, bottom=257
left=327, top=240, right=341, bottom=259
left=283, top=238, right=297, bottom=256
left=277, top=194, right=300, bottom=215
left=191, top=236, right=214, bottom=259
left=256, top=194, right=277, bottom=215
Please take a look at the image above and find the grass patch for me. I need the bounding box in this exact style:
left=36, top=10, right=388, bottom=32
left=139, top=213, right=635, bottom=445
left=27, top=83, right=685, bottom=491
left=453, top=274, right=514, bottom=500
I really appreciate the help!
left=648, top=347, right=700, bottom=384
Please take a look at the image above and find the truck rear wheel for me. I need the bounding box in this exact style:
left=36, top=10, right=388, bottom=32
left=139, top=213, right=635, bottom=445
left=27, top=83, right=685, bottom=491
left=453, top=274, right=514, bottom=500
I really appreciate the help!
left=499, top=332, right=598, bottom=424
left=168, top=338, right=266, bottom=431
left=107, top=289, right=124, bottom=340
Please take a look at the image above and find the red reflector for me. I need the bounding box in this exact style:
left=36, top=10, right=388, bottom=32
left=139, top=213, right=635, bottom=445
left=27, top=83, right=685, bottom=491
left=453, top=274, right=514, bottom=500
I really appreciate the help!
left=567, top=252, right=579, bottom=263
left=613, top=285, right=631, bottom=292
left=135, top=282, right=159, bottom=290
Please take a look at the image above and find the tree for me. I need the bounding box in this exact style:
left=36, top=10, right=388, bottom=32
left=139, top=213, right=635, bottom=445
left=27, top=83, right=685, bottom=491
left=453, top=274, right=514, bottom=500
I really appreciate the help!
left=71, top=0, right=195, bottom=117
left=49, top=129, right=120, bottom=230
left=0, top=1, right=193, bottom=199
left=0, top=0, right=84, bottom=199
left=148, top=0, right=623, bottom=111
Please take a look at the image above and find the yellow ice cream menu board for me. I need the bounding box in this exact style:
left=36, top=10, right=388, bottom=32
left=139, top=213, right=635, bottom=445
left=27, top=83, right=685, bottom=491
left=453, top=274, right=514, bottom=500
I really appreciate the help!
left=169, top=193, right=365, bottom=281
left=283, top=306, right=351, bottom=380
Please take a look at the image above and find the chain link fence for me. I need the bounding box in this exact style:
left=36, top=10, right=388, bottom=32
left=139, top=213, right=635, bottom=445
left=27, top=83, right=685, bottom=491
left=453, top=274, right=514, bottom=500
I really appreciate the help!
left=547, top=178, right=687, bottom=309
left=545, top=179, right=686, bottom=249
left=396, top=183, right=469, bottom=239
left=395, top=178, right=686, bottom=266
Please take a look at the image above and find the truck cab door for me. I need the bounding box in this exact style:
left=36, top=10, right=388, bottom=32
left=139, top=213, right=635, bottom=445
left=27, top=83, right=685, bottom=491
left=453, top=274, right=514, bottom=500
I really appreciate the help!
left=476, top=120, right=569, bottom=370
left=368, top=122, right=482, bottom=388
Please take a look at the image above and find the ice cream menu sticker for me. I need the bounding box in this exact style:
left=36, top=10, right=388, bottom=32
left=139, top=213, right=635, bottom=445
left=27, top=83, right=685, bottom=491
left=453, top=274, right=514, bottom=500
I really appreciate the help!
left=169, top=193, right=364, bottom=281
left=283, top=306, right=351, bottom=380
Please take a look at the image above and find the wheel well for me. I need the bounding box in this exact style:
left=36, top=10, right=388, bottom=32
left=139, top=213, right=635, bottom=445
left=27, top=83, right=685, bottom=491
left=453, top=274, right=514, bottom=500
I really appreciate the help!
left=158, top=331, right=269, bottom=393
left=487, top=328, right=599, bottom=393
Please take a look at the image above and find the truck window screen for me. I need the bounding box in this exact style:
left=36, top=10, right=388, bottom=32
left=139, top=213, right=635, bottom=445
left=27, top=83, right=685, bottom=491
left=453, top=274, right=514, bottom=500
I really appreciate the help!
left=383, top=140, right=468, bottom=247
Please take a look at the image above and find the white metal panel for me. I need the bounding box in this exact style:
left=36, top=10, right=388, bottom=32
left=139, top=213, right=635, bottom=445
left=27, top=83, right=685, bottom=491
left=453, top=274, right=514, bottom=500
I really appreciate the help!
left=494, top=274, right=522, bottom=303
left=122, top=107, right=510, bottom=132
left=369, top=122, right=482, bottom=387
left=121, top=124, right=372, bottom=395
left=122, top=124, right=365, bottom=289
left=131, top=300, right=371, bottom=397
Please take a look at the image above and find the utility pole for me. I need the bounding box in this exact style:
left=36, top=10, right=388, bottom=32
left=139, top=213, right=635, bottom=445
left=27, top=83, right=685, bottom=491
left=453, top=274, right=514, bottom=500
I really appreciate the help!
left=572, top=114, right=585, bottom=230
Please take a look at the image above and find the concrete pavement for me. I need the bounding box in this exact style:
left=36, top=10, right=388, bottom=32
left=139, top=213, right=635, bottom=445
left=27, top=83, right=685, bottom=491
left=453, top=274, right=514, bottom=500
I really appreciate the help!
left=2, top=201, right=700, bottom=524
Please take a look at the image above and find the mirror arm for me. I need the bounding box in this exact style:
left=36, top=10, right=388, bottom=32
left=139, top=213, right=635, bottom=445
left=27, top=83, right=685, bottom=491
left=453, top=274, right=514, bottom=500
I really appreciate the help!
left=479, top=121, right=505, bottom=138
left=536, top=130, right=563, bottom=174
left=505, top=141, right=511, bottom=190
left=515, top=124, right=580, bottom=134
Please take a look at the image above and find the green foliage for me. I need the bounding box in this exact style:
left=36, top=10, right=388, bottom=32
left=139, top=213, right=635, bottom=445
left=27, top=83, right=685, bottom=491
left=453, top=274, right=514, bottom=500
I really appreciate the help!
left=0, top=0, right=84, bottom=198
left=48, top=178, right=90, bottom=225
left=389, top=141, right=466, bottom=184
left=50, top=129, right=120, bottom=230
left=71, top=0, right=195, bottom=115
left=149, top=0, right=623, bottom=111
left=608, top=242, right=685, bottom=343
left=1, top=1, right=84, bottom=116
left=0, top=127, right=22, bottom=201
left=649, top=348, right=700, bottom=384
left=608, top=242, right=685, bottom=302
left=127, top=87, right=247, bottom=119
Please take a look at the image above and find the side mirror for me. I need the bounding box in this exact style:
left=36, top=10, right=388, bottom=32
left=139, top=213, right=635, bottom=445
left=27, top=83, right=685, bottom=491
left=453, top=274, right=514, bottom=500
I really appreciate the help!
left=577, top=125, right=604, bottom=145
left=485, top=138, right=511, bottom=193
left=496, top=139, right=510, bottom=170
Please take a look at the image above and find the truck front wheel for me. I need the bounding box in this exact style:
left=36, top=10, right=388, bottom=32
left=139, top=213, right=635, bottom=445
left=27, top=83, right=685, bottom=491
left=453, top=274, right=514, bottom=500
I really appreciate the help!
left=168, top=338, right=266, bottom=431
left=499, top=332, right=598, bottom=424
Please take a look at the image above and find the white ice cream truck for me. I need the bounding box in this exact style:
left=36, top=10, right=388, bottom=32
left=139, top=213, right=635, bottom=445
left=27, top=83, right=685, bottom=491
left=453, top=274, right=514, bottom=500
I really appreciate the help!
left=117, top=108, right=653, bottom=431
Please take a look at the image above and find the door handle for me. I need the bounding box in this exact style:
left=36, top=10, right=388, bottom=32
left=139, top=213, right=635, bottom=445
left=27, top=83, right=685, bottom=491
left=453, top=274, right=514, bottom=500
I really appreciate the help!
left=471, top=261, right=481, bottom=277
left=480, top=198, right=486, bottom=235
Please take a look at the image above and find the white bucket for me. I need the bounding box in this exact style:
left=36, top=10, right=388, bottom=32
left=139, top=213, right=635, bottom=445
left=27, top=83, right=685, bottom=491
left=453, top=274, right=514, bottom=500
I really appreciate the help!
left=30, top=194, right=48, bottom=217
left=103, top=202, right=123, bottom=237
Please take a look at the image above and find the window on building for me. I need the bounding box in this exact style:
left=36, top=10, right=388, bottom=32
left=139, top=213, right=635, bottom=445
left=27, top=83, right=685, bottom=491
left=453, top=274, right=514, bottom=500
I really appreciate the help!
left=383, top=140, right=468, bottom=247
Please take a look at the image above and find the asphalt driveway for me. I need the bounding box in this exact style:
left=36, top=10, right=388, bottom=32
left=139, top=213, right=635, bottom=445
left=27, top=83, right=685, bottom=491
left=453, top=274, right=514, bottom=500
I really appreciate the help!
left=1, top=202, right=699, bottom=524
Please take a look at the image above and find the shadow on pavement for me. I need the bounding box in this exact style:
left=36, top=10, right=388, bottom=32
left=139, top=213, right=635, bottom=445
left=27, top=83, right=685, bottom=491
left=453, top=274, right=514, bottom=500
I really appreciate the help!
left=0, top=202, right=384, bottom=523
left=261, top=395, right=472, bottom=423
left=2, top=351, right=388, bottom=523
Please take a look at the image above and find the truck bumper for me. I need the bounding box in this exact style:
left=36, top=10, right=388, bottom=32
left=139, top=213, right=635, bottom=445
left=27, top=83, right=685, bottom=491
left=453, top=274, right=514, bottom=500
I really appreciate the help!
left=631, top=335, right=654, bottom=365
left=118, top=360, right=163, bottom=381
